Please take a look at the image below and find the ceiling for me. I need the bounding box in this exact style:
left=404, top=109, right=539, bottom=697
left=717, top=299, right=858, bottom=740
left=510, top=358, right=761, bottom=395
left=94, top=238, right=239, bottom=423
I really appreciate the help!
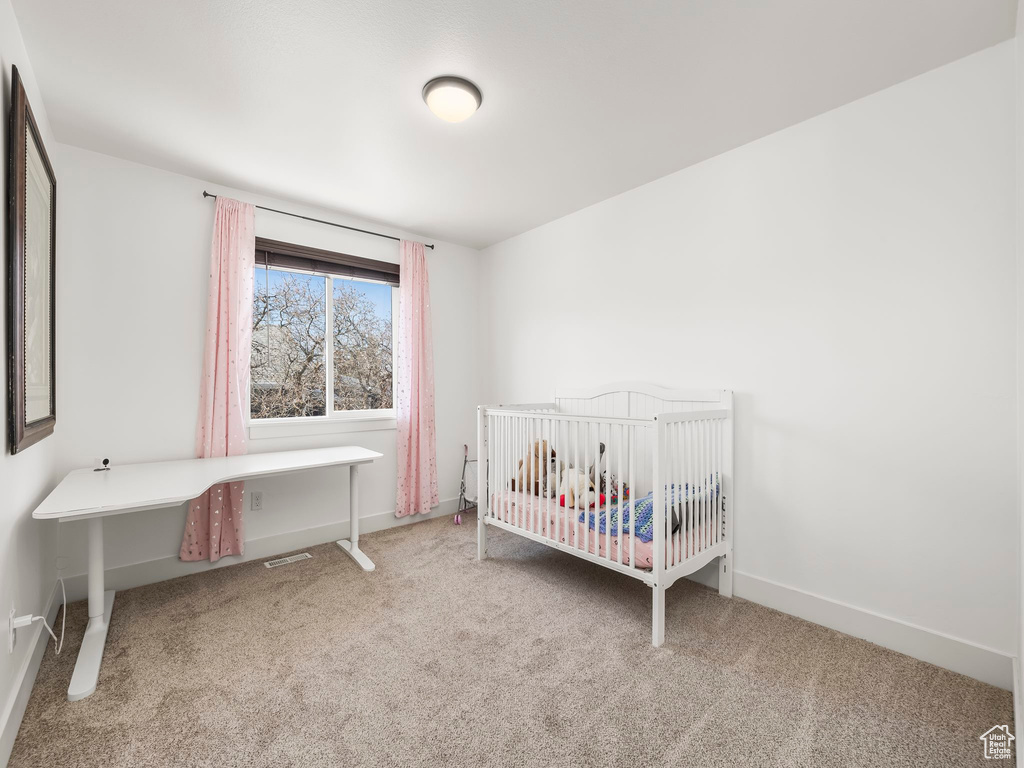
left=12, top=0, right=1017, bottom=249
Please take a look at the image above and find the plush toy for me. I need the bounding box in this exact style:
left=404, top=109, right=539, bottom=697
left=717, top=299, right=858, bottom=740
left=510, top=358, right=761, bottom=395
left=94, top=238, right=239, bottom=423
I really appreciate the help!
left=544, top=465, right=562, bottom=498
left=511, top=439, right=558, bottom=496
left=558, top=466, right=598, bottom=508
left=588, top=442, right=606, bottom=488
left=587, top=442, right=630, bottom=501
left=596, top=470, right=630, bottom=501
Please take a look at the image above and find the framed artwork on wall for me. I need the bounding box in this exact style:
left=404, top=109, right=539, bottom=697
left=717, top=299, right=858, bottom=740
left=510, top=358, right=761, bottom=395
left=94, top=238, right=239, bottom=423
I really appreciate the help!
left=7, top=65, right=56, bottom=454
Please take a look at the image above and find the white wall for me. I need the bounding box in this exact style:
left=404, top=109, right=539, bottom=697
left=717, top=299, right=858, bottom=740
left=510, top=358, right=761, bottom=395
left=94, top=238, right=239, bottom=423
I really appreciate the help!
left=0, top=0, right=61, bottom=760
left=480, top=43, right=1018, bottom=663
left=1016, top=0, right=1024, bottom=718
left=53, top=145, right=481, bottom=583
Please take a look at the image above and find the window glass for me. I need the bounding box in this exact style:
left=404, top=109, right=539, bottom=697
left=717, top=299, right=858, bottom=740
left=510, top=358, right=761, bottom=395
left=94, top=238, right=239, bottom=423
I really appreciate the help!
left=251, top=267, right=327, bottom=418
left=333, top=278, right=393, bottom=411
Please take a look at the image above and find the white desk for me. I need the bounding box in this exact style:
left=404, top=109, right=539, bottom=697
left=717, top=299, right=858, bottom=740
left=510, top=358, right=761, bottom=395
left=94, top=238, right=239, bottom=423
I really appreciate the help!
left=32, top=445, right=383, bottom=702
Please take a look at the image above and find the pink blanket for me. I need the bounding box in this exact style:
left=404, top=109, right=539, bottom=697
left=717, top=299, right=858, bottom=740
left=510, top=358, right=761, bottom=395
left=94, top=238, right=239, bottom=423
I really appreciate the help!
left=490, top=491, right=703, bottom=570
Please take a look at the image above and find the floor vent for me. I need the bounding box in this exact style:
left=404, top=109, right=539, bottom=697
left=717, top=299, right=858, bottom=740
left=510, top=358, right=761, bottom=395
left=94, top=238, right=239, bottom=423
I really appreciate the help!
left=264, top=552, right=313, bottom=569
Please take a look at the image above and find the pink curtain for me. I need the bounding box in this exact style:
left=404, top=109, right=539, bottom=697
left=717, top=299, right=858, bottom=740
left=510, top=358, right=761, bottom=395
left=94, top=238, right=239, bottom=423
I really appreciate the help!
left=395, top=240, right=439, bottom=517
left=180, top=197, right=255, bottom=561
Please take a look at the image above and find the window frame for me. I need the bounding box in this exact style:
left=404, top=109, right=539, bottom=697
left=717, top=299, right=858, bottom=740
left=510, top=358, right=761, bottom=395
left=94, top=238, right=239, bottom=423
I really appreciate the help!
left=246, top=241, right=399, bottom=440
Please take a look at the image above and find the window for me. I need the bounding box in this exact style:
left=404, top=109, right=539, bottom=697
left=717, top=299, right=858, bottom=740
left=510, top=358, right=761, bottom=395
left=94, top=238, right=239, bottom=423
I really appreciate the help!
left=249, top=238, right=398, bottom=422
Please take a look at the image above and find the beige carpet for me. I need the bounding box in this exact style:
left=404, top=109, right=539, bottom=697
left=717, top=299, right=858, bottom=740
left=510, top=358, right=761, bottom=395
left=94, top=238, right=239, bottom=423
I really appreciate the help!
left=11, top=512, right=1013, bottom=768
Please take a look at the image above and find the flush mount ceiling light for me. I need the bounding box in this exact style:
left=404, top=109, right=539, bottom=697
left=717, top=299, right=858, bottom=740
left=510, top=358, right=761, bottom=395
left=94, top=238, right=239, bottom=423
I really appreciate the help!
left=422, top=76, right=482, bottom=123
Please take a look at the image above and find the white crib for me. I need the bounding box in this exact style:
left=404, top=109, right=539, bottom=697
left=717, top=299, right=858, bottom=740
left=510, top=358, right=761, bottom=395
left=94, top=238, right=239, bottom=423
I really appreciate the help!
left=475, top=383, right=733, bottom=646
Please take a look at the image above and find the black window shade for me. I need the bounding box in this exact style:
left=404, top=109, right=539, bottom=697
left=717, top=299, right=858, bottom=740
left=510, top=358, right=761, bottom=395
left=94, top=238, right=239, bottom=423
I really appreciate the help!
left=255, top=237, right=400, bottom=286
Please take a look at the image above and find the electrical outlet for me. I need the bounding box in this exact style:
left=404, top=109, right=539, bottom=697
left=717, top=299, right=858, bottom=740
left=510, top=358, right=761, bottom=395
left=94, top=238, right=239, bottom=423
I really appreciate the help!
left=8, top=606, right=16, bottom=654
left=251, top=491, right=263, bottom=511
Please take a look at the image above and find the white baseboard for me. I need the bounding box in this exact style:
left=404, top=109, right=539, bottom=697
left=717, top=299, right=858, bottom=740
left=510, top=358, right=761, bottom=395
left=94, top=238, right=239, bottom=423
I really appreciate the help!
left=62, top=499, right=459, bottom=602
left=0, top=581, right=62, bottom=768
left=733, top=570, right=1013, bottom=690
left=1014, top=658, right=1021, bottom=768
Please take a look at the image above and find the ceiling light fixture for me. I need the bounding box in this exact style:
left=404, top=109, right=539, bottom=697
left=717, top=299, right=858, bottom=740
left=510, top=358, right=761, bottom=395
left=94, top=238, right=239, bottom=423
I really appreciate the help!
left=422, top=76, right=482, bottom=123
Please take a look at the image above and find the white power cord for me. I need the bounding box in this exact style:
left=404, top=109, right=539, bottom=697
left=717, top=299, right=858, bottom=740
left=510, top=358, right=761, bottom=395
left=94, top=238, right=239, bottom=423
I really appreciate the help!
left=11, top=576, right=64, bottom=655
left=10, top=524, right=68, bottom=656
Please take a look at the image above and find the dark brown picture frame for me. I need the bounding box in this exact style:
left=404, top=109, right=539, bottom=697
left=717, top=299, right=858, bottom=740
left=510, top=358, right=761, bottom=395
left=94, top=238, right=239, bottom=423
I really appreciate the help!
left=7, top=65, right=56, bottom=454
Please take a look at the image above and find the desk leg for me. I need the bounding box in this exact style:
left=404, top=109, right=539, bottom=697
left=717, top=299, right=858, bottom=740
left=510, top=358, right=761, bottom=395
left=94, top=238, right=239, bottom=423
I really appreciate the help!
left=68, top=518, right=115, bottom=702
left=336, top=464, right=375, bottom=571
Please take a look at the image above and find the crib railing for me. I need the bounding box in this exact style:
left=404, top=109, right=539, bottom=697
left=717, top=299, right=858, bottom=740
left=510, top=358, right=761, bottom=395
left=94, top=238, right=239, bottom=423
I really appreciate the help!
left=653, top=410, right=731, bottom=580
left=477, top=405, right=731, bottom=583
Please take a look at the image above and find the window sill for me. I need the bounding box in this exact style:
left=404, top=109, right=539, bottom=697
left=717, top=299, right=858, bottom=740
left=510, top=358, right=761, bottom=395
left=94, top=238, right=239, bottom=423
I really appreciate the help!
left=248, top=414, right=397, bottom=440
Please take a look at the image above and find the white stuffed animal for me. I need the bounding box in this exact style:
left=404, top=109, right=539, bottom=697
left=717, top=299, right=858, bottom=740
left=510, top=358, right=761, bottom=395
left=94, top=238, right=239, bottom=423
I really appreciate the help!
left=558, top=466, right=597, bottom=508
left=544, top=466, right=560, bottom=498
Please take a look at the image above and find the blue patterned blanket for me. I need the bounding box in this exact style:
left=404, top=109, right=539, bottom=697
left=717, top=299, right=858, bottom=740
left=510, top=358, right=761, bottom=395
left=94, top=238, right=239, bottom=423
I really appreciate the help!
left=578, top=478, right=719, bottom=543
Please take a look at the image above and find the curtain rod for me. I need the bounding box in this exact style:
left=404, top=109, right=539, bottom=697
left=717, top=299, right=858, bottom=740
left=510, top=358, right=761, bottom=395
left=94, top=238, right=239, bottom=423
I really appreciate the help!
left=202, top=191, right=435, bottom=250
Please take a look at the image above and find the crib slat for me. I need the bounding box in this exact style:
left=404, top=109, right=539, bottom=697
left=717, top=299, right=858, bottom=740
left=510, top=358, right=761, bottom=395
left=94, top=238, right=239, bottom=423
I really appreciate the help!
left=703, top=418, right=709, bottom=552
left=512, top=415, right=520, bottom=528
left=573, top=420, right=580, bottom=553
left=707, top=418, right=713, bottom=547
left=679, top=421, right=686, bottom=559
left=520, top=415, right=526, bottom=530
left=493, top=413, right=498, bottom=522
left=594, top=423, right=601, bottom=557
left=556, top=417, right=563, bottom=544
left=545, top=417, right=551, bottom=541
left=527, top=415, right=532, bottom=527
left=498, top=414, right=503, bottom=523
left=515, top=413, right=520, bottom=528
left=629, top=426, right=636, bottom=568
left=522, top=414, right=527, bottom=528
left=562, top=418, right=568, bottom=546
left=492, top=413, right=497, bottom=523
left=679, top=422, right=686, bottom=564
left=504, top=413, right=509, bottom=523
left=676, top=421, right=683, bottom=565
left=704, top=418, right=711, bottom=551
left=525, top=415, right=531, bottom=531
left=515, top=413, right=520, bottom=527
left=665, top=422, right=673, bottom=567
left=598, top=423, right=604, bottom=559
left=701, top=418, right=707, bottom=552
left=502, top=414, right=508, bottom=523
left=707, top=418, right=712, bottom=547
left=485, top=414, right=491, bottom=522
left=701, top=419, right=706, bottom=552
left=493, top=415, right=497, bottom=524
left=497, top=413, right=502, bottom=523
left=694, top=419, right=700, bottom=553
left=617, top=423, right=624, bottom=566
left=586, top=420, right=591, bottom=549
left=716, top=417, right=724, bottom=548
left=717, top=418, right=722, bottom=546
left=501, top=413, right=507, bottom=524
left=522, top=414, right=529, bottom=530
left=533, top=416, right=539, bottom=534
left=652, top=419, right=664, bottom=581
left=594, top=423, right=601, bottom=558
left=553, top=416, right=560, bottom=541
left=709, top=419, right=715, bottom=550
left=687, top=420, right=694, bottom=557
left=584, top=422, right=591, bottom=556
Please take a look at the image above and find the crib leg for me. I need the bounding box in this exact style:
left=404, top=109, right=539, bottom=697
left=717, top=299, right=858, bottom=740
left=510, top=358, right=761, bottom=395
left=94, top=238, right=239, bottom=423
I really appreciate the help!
left=477, top=509, right=487, bottom=561
left=652, top=584, right=665, bottom=647
left=719, top=549, right=733, bottom=598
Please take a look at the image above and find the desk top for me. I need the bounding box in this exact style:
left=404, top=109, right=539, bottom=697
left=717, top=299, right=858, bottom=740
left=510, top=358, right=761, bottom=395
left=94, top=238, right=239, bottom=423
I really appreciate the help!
left=33, top=446, right=383, bottom=521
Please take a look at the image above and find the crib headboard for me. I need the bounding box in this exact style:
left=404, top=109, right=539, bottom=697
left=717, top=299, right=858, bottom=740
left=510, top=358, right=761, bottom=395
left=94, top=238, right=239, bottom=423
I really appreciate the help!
left=555, top=382, right=730, bottom=419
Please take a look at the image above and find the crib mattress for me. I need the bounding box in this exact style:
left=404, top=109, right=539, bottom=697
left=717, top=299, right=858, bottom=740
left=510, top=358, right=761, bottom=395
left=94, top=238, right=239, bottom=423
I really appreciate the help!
left=490, top=491, right=704, bottom=569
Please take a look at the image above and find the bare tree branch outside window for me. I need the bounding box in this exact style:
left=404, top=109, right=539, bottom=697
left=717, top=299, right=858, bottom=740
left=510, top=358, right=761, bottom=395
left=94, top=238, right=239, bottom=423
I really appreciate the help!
left=333, top=281, right=393, bottom=411
left=251, top=267, right=393, bottom=419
